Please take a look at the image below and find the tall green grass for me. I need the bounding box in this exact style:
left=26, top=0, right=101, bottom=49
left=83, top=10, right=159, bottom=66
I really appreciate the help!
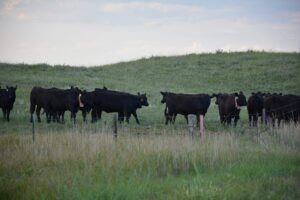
left=0, top=125, right=299, bottom=199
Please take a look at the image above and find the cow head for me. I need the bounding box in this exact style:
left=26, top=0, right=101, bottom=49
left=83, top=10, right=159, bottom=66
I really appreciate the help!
left=69, top=86, right=82, bottom=108
left=235, top=91, right=247, bottom=107
left=160, top=91, right=167, bottom=103
left=138, top=92, right=149, bottom=107
left=211, top=93, right=222, bottom=105
left=6, top=85, right=17, bottom=101
left=80, top=90, right=92, bottom=112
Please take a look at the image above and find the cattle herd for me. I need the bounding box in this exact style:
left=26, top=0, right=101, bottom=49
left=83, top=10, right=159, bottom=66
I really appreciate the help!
left=0, top=85, right=300, bottom=128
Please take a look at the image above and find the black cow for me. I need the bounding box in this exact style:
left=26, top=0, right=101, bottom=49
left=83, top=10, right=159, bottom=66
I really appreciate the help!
left=30, top=86, right=82, bottom=123
left=264, top=94, right=300, bottom=126
left=30, top=87, right=56, bottom=122
left=0, top=86, right=17, bottom=121
left=80, top=89, right=148, bottom=124
left=160, top=92, right=211, bottom=125
left=212, top=92, right=247, bottom=126
left=247, top=92, right=265, bottom=127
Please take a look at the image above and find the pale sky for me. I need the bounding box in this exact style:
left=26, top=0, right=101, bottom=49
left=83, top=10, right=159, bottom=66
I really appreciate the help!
left=0, top=0, right=300, bottom=66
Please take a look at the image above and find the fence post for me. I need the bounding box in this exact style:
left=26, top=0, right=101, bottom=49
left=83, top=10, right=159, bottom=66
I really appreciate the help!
left=199, top=115, right=205, bottom=139
left=113, top=114, right=118, bottom=141
left=32, top=115, right=35, bottom=144
left=188, top=114, right=195, bottom=137
left=262, top=108, right=266, bottom=126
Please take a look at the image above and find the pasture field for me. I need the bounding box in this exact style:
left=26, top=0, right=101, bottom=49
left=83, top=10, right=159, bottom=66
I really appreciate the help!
left=0, top=52, right=300, bottom=199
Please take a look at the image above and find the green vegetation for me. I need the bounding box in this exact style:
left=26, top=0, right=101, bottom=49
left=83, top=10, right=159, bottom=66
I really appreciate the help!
left=0, top=52, right=300, bottom=199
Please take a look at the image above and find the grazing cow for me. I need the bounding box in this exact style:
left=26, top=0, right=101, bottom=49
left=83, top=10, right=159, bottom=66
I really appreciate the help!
left=264, top=94, right=300, bottom=127
left=0, top=86, right=17, bottom=121
left=30, top=86, right=82, bottom=123
left=213, top=92, right=247, bottom=126
left=160, top=92, right=211, bottom=125
left=80, top=89, right=148, bottom=124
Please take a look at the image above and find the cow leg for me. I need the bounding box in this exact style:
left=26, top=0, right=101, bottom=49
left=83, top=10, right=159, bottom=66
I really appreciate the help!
left=253, top=114, right=259, bottom=127
left=2, top=108, right=6, bottom=121
left=132, top=111, right=140, bottom=125
left=36, top=106, right=42, bottom=122
left=30, top=103, right=35, bottom=122
left=97, top=109, right=102, bottom=121
left=71, top=111, right=76, bottom=124
left=226, top=116, right=232, bottom=126
left=165, top=115, right=169, bottom=125
left=46, top=110, right=51, bottom=123
left=91, top=108, right=97, bottom=123
left=118, top=112, right=124, bottom=123
left=196, top=115, right=200, bottom=127
left=172, top=113, right=177, bottom=124
left=278, top=118, right=281, bottom=128
left=6, top=109, right=11, bottom=122
left=82, top=110, right=87, bottom=123
left=60, top=111, right=65, bottom=123
left=52, top=111, right=57, bottom=122
left=185, top=115, right=189, bottom=124
left=248, top=114, right=252, bottom=127
left=234, top=116, right=239, bottom=126
left=220, top=115, right=225, bottom=124
left=125, top=113, right=131, bottom=123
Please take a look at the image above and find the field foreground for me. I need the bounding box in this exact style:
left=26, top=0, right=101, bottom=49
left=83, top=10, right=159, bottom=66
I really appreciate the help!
left=1, top=52, right=300, bottom=199
left=0, top=125, right=300, bottom=200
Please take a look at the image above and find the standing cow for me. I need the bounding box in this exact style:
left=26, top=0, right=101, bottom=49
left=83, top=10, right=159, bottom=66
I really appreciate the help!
left=160, top=92, right=211, bottom=125
left=0, top=86, right=17, bottom=121
left=80, top=89, right=149, bottom=124
left=264, top=94, right=300, bottom=127
left=213, top=92, right=247, bottom=126
left=30, top=86, right=82, bottom=123
left=247, top=92, right=265, bottom=127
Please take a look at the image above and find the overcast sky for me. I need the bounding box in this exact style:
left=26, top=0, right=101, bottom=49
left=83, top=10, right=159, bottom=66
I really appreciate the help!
left=0, top=0, right=300, bottom=66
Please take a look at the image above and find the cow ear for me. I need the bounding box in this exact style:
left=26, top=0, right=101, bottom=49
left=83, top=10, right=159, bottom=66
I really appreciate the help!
left=160, top=91, right=165, bottom=96
left=103, top=86, right=107, bottom=90
left=137, top=92, right=140, bottom=96
left=234, top=92, right=238, bottom=96
left=6, top=85, right=9, bottom=89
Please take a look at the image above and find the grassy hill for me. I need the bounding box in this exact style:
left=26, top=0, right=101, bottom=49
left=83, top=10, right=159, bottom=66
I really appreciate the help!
left=0, top=52, right=300, bottom=199
left=0, top=52, right=300, bottom=130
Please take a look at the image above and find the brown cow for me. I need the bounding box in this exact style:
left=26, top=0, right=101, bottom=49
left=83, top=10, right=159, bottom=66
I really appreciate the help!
left=213, top=92, right=247, bottom=126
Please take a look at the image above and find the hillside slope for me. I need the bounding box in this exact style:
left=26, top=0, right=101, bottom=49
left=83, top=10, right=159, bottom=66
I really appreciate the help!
left=0, top=52, right=299, bottom=132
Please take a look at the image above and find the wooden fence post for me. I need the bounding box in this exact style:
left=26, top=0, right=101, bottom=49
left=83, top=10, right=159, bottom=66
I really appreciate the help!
left=113, top=114, right=118, bottom=141
left=32, top=115, right=35, bottom=144
left=199, top=115, right=205, bottom=139
left=188, top=114, right=195, bottom=137
left=262, top=108, right=266, bottom=126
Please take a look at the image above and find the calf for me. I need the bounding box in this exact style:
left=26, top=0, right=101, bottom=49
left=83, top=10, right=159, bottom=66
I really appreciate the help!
left=0, top=86, right=17, bottom=121
left=213, top=92, right=247, bottom=126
